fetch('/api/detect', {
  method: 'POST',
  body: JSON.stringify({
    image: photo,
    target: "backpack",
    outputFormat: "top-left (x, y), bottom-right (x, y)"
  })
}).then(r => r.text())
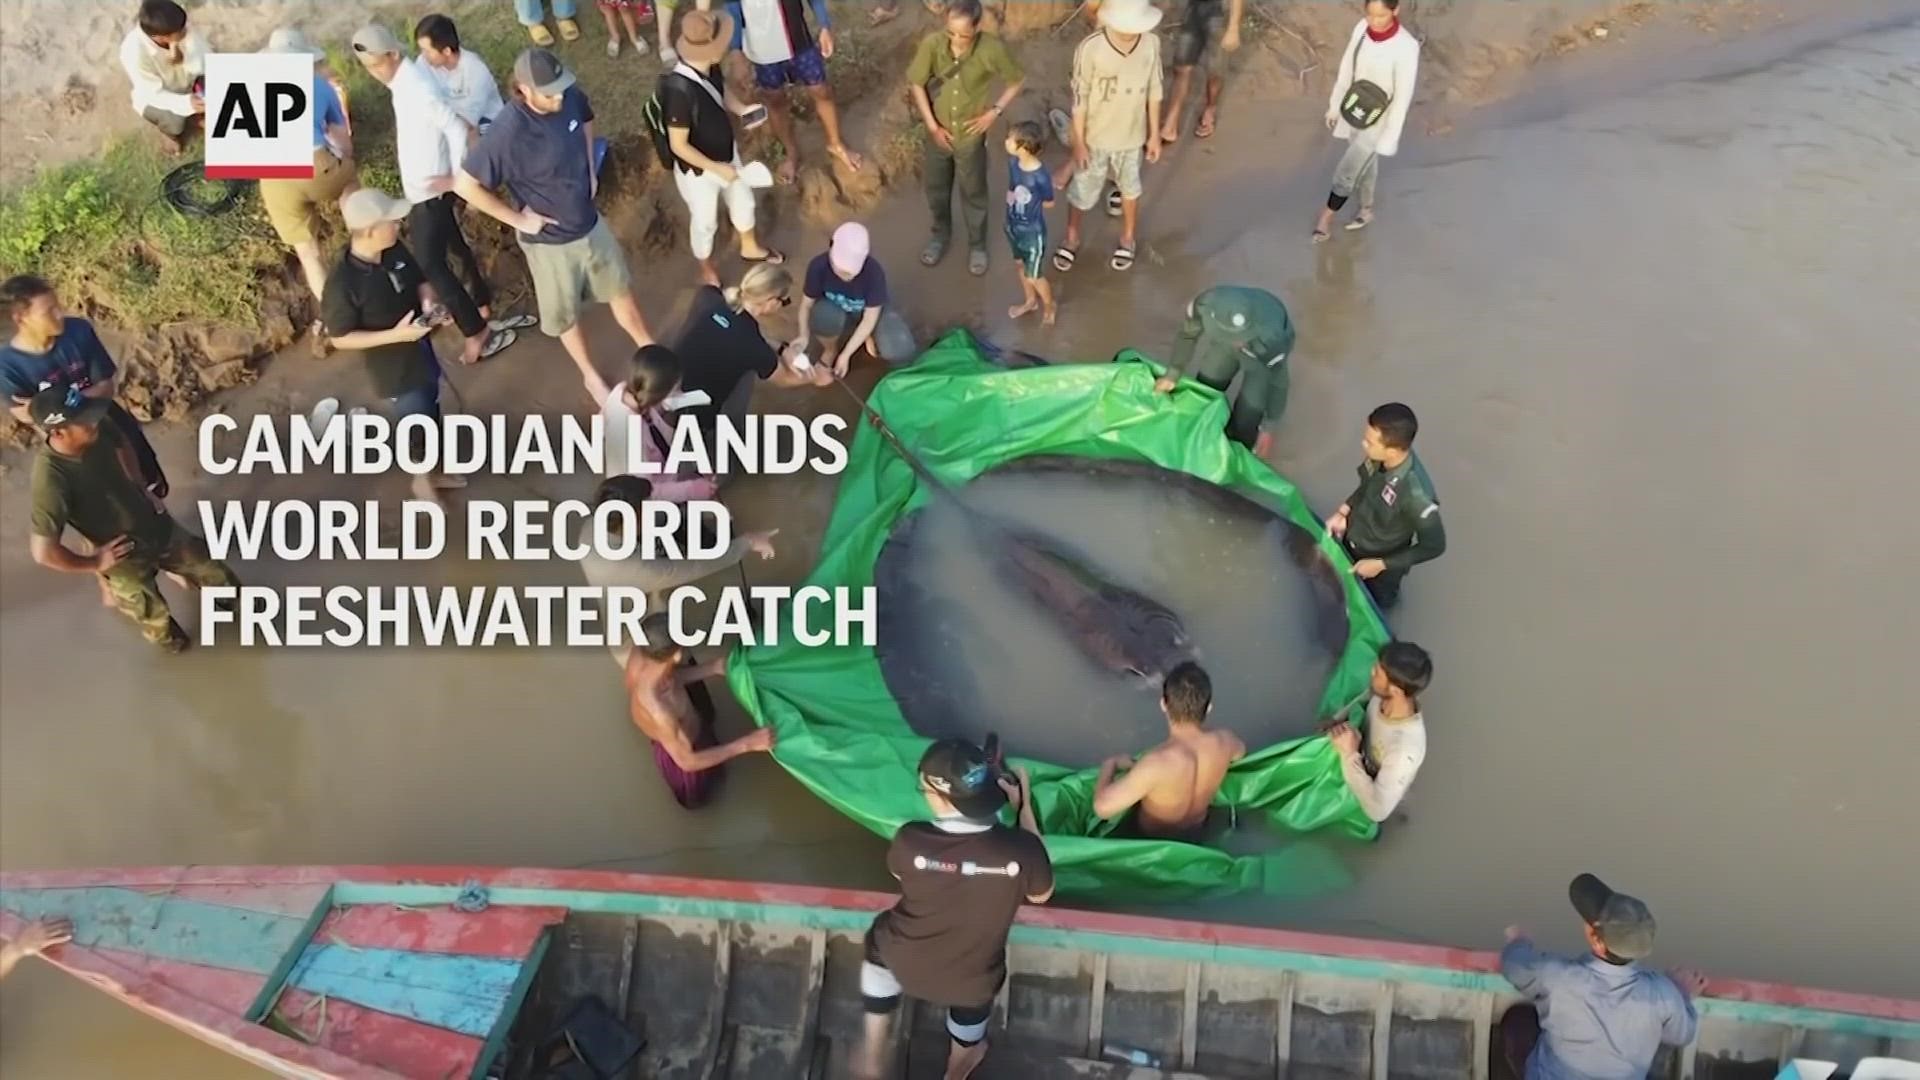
top-left (642, 72), bottom-right (684, 168)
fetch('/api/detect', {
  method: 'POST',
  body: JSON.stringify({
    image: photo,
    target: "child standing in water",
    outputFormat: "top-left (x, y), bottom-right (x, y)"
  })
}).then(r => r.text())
top-left (1003, 121), bottom-right (1057, 325)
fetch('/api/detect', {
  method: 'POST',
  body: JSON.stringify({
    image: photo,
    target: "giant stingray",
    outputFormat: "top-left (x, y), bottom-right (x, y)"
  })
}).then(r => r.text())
top-left (829, 373), bottom-right (1195, 686)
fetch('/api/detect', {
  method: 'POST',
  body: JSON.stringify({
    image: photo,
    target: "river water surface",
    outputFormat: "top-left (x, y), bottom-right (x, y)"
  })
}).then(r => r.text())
top-left (4, 15), bottom-right (1919, 1076)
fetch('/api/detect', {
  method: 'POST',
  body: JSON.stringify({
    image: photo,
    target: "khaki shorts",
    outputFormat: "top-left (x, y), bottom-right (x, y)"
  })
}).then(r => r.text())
top-left (521, 218), bottom-right (634, 336)
top-left (259, 148), bottom-right (357, 246)
top-left (1067, 146), bottom-right (1144, 209)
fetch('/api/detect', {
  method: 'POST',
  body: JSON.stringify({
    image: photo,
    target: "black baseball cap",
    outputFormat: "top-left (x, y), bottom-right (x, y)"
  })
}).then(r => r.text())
top-left (28, 385), bottom-right (110, 430)
top-left (1570, 873), bottom-right (1657, 960)
top-left (918, 738), bottom-right (1007, 820)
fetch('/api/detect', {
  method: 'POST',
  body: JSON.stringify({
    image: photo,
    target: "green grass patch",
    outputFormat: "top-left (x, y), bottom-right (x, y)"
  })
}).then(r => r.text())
top-left (0, 139), bottom-right (287, 328)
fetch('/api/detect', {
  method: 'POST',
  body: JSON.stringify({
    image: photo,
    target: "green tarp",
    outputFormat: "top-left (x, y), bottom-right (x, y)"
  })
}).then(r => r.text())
top-left (728, 330), bottom-right (1388, 900)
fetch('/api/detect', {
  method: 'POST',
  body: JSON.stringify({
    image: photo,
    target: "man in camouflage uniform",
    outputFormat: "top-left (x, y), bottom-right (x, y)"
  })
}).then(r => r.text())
top-left (25, 386), bottom-right (239, 651)
top-left (1326, 402), bottom-right (1445, 610)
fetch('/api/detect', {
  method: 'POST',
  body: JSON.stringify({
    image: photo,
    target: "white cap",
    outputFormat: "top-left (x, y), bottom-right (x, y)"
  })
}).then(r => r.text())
top-left (340, 188), bottom-right (411, 231)
top-left (267, 27), bottom-right (327, 58)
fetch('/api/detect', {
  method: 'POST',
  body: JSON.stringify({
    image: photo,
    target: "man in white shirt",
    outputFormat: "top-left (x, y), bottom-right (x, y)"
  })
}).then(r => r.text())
top-left (413, 15), bottom-right (506, 139)
top-left (118, 0), bottom-right (206, 154)
top-left (1327, 639), bottom-right (1431, 823)
top-left (351, 24), bottom-right (522, 367)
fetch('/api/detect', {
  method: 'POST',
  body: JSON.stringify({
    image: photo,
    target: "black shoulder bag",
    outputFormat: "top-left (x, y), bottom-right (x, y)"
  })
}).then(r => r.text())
top-left (1337, 29), bottom-right (1393, 130)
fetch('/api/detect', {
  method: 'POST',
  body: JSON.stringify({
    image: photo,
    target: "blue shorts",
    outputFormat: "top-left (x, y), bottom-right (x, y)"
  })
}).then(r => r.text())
top-left (1006, 224), bottom-right (1047, 279)
top-left (753, 45), bottom-right (827, 90)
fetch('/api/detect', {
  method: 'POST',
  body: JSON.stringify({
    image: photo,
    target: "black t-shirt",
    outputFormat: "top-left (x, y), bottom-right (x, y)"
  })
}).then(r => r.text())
top-left (662, 65), bottom-right (734, 175)
top-left (866, 821), bottom-right (1053, 1007)
top-left (320, 243), bottom-right (433, 398)
top-left (673, 286), bottom-right (779, 429)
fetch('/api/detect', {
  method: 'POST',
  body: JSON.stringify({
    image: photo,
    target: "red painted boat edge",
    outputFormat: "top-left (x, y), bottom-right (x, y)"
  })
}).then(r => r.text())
top-left (0, 918), bottom-right (405, 1079)
top-left (5, 865), bottom-right (1914, 1025)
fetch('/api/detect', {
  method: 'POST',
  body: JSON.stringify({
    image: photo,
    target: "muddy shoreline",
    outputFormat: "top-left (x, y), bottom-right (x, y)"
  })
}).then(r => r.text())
top-left (0, 0), bottom-right (1890, 455)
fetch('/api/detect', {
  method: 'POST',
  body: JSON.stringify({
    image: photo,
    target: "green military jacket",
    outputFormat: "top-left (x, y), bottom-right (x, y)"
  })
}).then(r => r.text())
top-left (1343, 452), bottom-right (1446, 572)
top-left (1167, 286), bottom-right (1296, 436)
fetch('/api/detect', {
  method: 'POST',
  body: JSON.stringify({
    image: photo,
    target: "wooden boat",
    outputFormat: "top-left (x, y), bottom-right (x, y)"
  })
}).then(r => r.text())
top-left (2, 866), bottom-right (1914, 1079)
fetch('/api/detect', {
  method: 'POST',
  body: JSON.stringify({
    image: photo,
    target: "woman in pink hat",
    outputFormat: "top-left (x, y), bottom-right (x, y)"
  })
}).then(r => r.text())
top-left (793, 222), bottom-right (918, 376)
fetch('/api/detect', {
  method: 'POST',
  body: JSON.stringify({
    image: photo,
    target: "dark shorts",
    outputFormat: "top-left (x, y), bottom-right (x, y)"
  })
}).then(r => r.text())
top-left (1108, 804), bottom-right (1236, 843)
top-left (753, 45), bottom-right (828, 90)
top-left (1005, 224), bottom-right (1047, 279)
top-left (1171, 0), bottom-right (1231, 71)
top-left (859, 930), bottom-right (995, 1045)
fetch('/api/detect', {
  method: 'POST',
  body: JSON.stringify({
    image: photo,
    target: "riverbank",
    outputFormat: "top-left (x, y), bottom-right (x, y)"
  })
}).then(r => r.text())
top-left (0, 0), bottom-right (1869, 450)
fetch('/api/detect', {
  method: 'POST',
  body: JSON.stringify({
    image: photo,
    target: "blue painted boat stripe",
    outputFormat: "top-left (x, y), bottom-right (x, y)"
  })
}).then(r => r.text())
top-left (288, 944), bottom-right (523, 1038)
top-left (0, 886), bottom-right (307, 974)
top-left (329, 884), bottom-right (1920, 1043)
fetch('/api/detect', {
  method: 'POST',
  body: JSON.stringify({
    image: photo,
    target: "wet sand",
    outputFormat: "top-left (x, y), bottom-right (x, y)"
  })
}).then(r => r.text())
top-left (5, 10), bottom-right (1920, 1075)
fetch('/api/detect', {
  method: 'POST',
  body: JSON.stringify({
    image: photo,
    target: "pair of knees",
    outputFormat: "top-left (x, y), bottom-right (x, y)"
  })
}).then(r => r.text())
top-left (860, 994), bottom-right (989, 1047)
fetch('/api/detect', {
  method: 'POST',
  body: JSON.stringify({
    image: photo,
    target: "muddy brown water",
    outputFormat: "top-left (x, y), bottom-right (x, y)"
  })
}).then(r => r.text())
top-left (876, 458), bottom-right (1345, 767)
top-left (5, 14), bottom-right (1920, 1076)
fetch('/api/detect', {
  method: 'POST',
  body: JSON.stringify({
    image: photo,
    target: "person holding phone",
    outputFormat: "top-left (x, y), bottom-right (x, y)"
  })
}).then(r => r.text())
top-left (320, 190), bottom-right (464, 504)
top-left (729, 0), bottom-right (864, 182)
top-left (661, 10), bottom-right (783, 288)
top-left (25, 385), bottom-right (240, 653)
top-left (118, 1), bottom-right (207, 155)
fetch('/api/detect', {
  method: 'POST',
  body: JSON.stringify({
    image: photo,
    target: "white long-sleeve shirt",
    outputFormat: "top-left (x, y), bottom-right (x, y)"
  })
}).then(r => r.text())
top-left (119, 26), bottom-right (206, 117)
top-left (417, 50), bottom-right (504, 129)
top-left (1339, 696), bottom-right (1426, 822)
top-left (1326, 20), bottom-right (1420, 157)
top-left (387, 59), bottom-right (475, 205)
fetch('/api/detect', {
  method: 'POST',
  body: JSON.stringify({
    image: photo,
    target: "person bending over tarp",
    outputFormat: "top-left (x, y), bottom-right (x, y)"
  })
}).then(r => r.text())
top-left (1093, 661), bottom-right (1246, 840)
top-left (624, 612), bottom-right (775, 809)
top-left (1154, 285), bottom-right (1295, 455)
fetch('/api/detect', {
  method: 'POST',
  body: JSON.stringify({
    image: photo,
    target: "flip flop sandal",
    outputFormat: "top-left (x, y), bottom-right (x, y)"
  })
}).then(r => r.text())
top-left (1106, 189), bottom-right (1124, 218)
top-left (527, 23), bottom-right (555, 46)
top-left (1110, 245), bottom-right (1135, 272)
top-left (1195, 116), bottom-right (1216, 139)
top-left (607, 38), bottom-right (621, 58)
top-left (921, 237), bottom-right (948, 266)
top-left (744, 248), bottom-right (786, 265)
top-left (1311, 228), bottom-right (1332, 244)
top-left (489, 313), bottom-right (539, 331)
top-left (1052, 246), bottom-right (1078, 273)
top-left (1345, 213), bottom-right (1374, 231)
top-left (478, 328), bottom-right (516, 360)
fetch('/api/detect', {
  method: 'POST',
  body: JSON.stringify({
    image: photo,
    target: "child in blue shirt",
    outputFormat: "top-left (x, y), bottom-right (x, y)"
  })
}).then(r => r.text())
top-left (1003, 121), bottom-right (1057, 326)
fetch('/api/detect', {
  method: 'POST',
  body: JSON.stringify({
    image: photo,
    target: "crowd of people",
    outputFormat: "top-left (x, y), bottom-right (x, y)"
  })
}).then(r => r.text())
top-left (1, 2), bottom-right (1722, 1077)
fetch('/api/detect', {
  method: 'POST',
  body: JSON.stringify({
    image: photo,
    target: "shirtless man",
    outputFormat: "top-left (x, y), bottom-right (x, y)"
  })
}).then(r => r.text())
top-left (624, 613), bottom-right (774, 809)
top-left (1093, 661), bottom-right (1245, 839)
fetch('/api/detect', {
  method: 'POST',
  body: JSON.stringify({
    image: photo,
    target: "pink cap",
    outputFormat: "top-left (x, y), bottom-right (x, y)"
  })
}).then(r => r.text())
top-left (829, 222), bottom-right (870, 276)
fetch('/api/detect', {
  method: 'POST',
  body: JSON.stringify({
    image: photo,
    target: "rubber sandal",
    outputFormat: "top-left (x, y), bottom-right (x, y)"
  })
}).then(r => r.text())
top-left (1106, 189), bottom-right (1124, 218)
top-left (1311, 228), bottom-right (1331, 244)
top-left (1110, 244), bottom-right (1135, 272)
top-left (528, 23), bottom-right (555, 46)
top-left (968, 248), bottom-right (989, 276)
top-left (477, 328), bottom-right (516, 360)
top-left (1345, 212), bottom-right (1374, 231)
top-left (1053, 246), bottom-right (1078, 273)
top-left (557, 18), bottom-right (582, 42)
top-left (744, 247), bottom-right (786, 266)
top-left (921, 237), bottom-right (948, 266)
top-left (607, 38), bottom-right (621, 58)
top-left (489, 313), bottom-right (538, 331)
top-left (1195, 115), bottom-right (1216, 139)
